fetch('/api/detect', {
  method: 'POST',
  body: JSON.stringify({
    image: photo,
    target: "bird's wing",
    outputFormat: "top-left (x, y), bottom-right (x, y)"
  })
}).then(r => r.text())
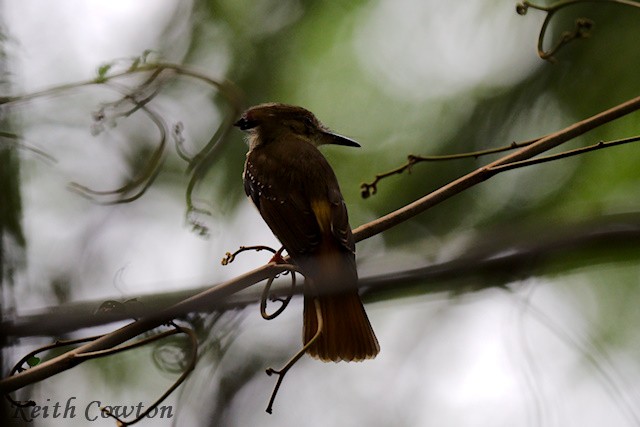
top-left (244, 158), bottom-right (322, 256)
top-left (243, 151), bottom-right (355, 258)
top-left (327, 186), bottom-right (356, 255)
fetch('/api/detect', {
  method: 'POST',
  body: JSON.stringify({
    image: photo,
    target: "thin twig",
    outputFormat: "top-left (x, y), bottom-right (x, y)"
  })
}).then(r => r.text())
top-left (518, 0), bottom-right (640, 61)
top-left (0, 62), bottom-right (243, 111)
top-left (360, 138), bottom-right (540, 197)
top-left (100, 324), bottom-right (198, 426)
top-left (1, 61), bottom-right (244, 232)
top-left (5, 335), bottom-right (106, 407)
top-left (352, 92), bottom-right (640, 242)
top-left (221, 245), bottom-right (277, 265)
top-left (487, 135), bottom-right (640, 173)
top-left (173, 121), bottom-right (193, 162)
top-left (185, 112), bottom-right (239, 234)
top-left (223, 247), bottom-right (300, 320)
top-left (4, 212), bottom-right (640, 339)
top-left (76, 327), bottom-right (180, 360)
top-left (67, 103), bottom-right (167, 204)
top-left (3, 211), bottom-right (640, 396)
top-left (260, 265), bottom-right (298, 320)
top-left (0, 263), bottom-right (292, 394)
top-left (0, 131), bottom-right (57, 163)
top-left (362, 131), bottom-right (640, 197)
top-left (265, 299), bottom-right (323, 414)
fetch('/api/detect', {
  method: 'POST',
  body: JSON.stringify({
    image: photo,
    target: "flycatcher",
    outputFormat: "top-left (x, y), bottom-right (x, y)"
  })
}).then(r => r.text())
top-left (234, 103), bottom-right (379, 362)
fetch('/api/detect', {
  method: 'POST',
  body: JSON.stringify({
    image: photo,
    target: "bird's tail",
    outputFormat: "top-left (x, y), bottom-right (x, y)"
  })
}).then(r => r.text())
top-left (303, 291), bottom-right (379, 362)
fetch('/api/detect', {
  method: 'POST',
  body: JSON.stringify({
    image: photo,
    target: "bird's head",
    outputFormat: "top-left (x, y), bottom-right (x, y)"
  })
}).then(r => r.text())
top-left (234, 103), bottom-right (361, 149)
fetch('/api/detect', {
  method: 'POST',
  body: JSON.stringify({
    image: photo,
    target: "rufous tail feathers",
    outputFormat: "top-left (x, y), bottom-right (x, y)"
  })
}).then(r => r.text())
top-left (303, 291), bottom-right (379, 362)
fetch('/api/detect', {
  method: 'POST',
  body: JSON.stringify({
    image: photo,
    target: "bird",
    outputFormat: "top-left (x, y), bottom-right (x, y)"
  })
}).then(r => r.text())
top-left (234, 103), bottom-right (379, 362)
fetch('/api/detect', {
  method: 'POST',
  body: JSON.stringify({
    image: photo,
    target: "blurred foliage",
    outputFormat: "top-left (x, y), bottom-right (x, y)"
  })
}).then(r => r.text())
top-left (181, 0), bottom-right (640, 243)
top-left (3, 0), bottom-right (640, 425)
top-left (186, 2), bottom-right (640, 422)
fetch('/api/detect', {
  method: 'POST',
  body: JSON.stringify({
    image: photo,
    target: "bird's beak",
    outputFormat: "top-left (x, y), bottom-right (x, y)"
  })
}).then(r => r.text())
top-left (325, 132), bottom-right (361, 148)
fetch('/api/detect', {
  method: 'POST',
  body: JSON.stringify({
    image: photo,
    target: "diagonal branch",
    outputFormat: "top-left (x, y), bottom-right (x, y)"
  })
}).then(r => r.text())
top-left (4, 212), bottom-right (640, 339)
top-left (352, 93), bottom-right (640, 242)
top-left (4, 92), bottom-right (640, 396)
top-left (2, 211), bottom-right (640, 395)
top-left (0, 263), bottom-right (291, 394)
top-left (360, 138), bottom-right (540, 197)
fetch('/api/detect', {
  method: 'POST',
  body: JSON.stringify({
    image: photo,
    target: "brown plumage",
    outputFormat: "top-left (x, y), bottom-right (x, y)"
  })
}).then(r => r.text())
top-left (235, 103), bottom-right (379, 362)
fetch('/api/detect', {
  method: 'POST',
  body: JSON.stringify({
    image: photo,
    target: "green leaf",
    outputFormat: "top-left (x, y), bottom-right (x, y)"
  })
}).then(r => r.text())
top-left (27, 356), bottom-right (41, 367)
top-left (96, 63), bottom-right (112, 83)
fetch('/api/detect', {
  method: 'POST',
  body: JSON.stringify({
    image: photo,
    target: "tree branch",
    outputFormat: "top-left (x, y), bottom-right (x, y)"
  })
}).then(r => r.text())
top-left (352, 93), bottom-right (640, 242)
top-left (4, 79), bottom-right (640, 398)
top-left (4, 213), bottom-right (640, 337)
top-left (3, 209), bottom-right (640, 395)
top-left (0, 263), bottom-right (290, 394)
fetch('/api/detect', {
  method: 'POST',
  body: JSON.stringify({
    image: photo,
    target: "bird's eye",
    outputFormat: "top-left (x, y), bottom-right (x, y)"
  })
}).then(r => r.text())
top-left (234, 117), bottom-right (258, 130)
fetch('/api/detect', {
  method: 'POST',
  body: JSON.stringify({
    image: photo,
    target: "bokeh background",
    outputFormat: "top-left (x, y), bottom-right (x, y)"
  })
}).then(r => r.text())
top-left (2, 0), bottom-right (640, 426)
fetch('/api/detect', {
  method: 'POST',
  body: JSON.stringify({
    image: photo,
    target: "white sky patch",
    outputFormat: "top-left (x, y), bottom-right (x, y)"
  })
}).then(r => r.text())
top-left (3, 0), bottom-right (185, 91)
top-left (354, 0), bottom-right (543, 100)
